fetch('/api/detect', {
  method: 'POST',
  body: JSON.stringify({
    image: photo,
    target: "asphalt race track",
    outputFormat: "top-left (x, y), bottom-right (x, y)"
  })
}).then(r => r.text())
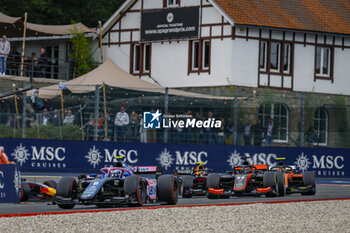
top-left (1, 176), bottom-right (350, 215)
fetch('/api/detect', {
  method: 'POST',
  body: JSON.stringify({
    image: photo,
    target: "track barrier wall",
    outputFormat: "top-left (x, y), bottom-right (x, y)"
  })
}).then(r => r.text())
top-left (1, 138), bottom-right (349, 177)
top-left (0, 164), bottom-right (21, 203)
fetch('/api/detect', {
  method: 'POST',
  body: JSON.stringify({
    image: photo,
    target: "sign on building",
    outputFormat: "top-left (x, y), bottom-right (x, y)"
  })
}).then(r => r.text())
top-left (141, 7), bottom-right (200, 41)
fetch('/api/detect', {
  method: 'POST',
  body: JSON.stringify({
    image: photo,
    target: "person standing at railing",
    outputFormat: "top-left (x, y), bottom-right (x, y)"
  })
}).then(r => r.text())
top-left (8, 47), bottom-right (20, 76)
top-left (39, 48), bottom-right (48, 78)
top-left (0, 35), bottom-right (11, 76)
top-left (114, 106), bottom-right (129, 142)
top-left (63, 110), bottom-right (75, 125)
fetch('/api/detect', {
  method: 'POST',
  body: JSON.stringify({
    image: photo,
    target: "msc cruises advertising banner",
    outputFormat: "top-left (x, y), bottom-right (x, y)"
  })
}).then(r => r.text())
top-left (141, 7), bottom-right (200, 41)
top-left (1, 138), bottom-right (349, 178)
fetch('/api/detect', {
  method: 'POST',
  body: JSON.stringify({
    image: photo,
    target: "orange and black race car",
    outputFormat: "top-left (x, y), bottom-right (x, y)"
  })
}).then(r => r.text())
top-left (207, 161), bottom-right (285, 199)
top-left (20, 179), bottom-right (57, 202)
top-left (175, 162), bottom-right (213, 198)
top-left (269, 158), bottom-right (316, 195)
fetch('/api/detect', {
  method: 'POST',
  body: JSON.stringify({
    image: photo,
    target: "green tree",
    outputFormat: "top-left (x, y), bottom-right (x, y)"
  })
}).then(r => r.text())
top-left (70, 23), bottom-right (96, 78)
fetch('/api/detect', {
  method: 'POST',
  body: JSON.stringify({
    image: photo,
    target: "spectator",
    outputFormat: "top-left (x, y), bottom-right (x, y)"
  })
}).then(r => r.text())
top-left (306, 126), bottom-right (317, 147)
top-left (29, 116), bottom-right (37, 128)
top-left (183, 110), bottom-right (192, 143)
top-left (30, 89), bottom-right (45, 112)
top-left (39, 48), bottom-right (49, 78)
top-left (244, 119), bottom-right (253, 146)
top-left (5, 115), bottom-right (15, 128)
top-left (51, 109), bottom-right (60, 126)
top-left (224, 117), bottom-right (234, 144)
top-left (128, 111), bottom-right (138, 142)
top-left (63, 110), bottom-right (75, 125)
top-left (8, 47), bottom-right (20, 75)
top-left (193, 112), bottom-right (202, 144)
top-left (0, 35), bottom-right (11, 75)
top-left (114, 106), bottom-right (129, 141)
top-left (265, 119), bottom-right (274, 147)
top-left (253, 119), bottom-right (264, 146)
top-left (139, 114), bottom-right (147, 143)
top-left (236, 118), bottom-right (244, 145)
top-left (216, 118), bottom-right (225, 144)
top-left (41, 108), bottom-right (51, 126)
top-left (205, 112), bottom-right (215, 144)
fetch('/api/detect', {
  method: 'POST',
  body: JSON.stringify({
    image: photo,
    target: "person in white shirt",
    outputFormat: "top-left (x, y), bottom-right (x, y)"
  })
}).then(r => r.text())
top-left (0, 35), bottom-right (11, 75)
top-left (114, 106), bottom-right (129, 141)
top-left (265, 119), bottom-right (274, 147)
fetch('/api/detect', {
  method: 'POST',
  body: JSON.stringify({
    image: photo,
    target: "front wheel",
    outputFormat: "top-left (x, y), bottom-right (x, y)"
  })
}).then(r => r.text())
top-left (157, 175), bottom-right (179, 205)
top-left (56, 177), bottom-right (77, 209)
top-left (124, 175), bottom-right (146, 207)
top-left (301, 172), bottom-right (316, 195)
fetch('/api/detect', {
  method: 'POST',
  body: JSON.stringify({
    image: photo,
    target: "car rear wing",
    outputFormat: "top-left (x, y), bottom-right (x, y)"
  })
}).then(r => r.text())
top-left (175, 169), bottom-right (193, 175)
top-left (253, 165), bottom-right (269, 170)
top-left (134, 166), bottom-right (163, 175)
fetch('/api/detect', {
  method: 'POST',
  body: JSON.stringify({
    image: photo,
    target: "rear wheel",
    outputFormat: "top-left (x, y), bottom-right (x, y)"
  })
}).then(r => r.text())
top-left (182, 176), bottom-right (194, 198)
top-left (276, 172), bottom-right (285, 197)
top-left (206, 173), bottom-right (221, 199)
top-left (124, 175), bottom-right (146, 207)
top-left (263, 171), bottom-right (276, 197)
top-left (56, 177), bottom-right (77, 209)
top-left (301, 172), bottom-right (316, 195)
top-left (157, 175), bottom-right (179, 205)
top-left (43, 180), bottom-right (57, 189)
top-left (20, 182), bottom-right (31, 202)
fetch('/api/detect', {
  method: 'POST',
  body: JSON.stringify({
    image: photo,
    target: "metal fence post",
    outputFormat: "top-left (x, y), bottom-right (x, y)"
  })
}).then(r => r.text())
top-left (21, 92), bottom-right (27, 138)
top-left (233, 90), bottom-right (238, 145)
top-left (79, 104), bottom-right (84, 140)
top-left (300, 92), bottom-right (305, 147)
top-left (66, 58), bottom-right (71, 81)
top-left (94, 85), bottom-right (100, 141)
top-left (163, 87), bottom-right (169, 143)
top-left (58, 109), bottom-right (63, 139)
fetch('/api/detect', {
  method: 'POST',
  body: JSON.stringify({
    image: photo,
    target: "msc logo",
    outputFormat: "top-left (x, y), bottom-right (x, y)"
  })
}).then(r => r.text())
top-left (143, 110), bottom-right (162, 129)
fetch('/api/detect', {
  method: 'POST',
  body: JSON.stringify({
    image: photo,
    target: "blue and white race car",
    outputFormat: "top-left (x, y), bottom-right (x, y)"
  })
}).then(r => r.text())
top-left (54, 158), bottom-right (179, 209)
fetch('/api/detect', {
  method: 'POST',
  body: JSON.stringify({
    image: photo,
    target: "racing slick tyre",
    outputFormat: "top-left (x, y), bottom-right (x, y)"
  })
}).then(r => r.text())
top-left (263, 171), bottom-right (276, 197)
top-left (56, 177), bottom-right (77, 209)
top-left (124, 175), bottom-right (146, 207)
top-left (276, 172), bottom-right (286, 197)
top-left (301, 172), bottom-right (316, 195)
top-left (182, 176), bottom-right (194, 198)
top-left (20, 182), bottom-right (31, 202)
top-left (206, 173), bottom-right (221, 199)
top-left (43, 180), bottom-right (57, 189)
top-left (157, 175), bottom-right (179, 205)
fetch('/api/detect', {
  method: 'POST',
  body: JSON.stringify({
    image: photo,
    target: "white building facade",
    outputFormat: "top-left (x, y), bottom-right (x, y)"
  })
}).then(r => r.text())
top-left (95, 0), bottom-right (350, 147)
top-left (97, 0), bottom-right (350, 95)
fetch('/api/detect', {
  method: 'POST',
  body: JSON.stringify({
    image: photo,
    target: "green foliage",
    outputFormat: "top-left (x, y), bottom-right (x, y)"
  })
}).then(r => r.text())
top-left (70, 23), bottom-right (96, 77)
top-left (0, 125), bottom-right (17, 138)
top-left (0, 0), bottom-right (126, 27)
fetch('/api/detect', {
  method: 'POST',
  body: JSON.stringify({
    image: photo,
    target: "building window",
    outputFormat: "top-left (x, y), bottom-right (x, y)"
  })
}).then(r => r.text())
top-left (259, 41), bottom-right (292, 74)
top-left (258, 103), bottom-right (288, 142)
top-left (189, 40), bottom-right (210, 73)
top-left (166, 0), bottom-right (179, 7)
top-left (270, 42), bottom-right (280, 72)
top-left (131, 44), bottom-right (151, 75)
top-left (315, 47), bottom-right (331, 77)
top-left (259, 41), bottom-right (267, 71)
top-left (314, 107), bottom-right (328, 145)
top-left (283, 43), bottom-right (291, 74)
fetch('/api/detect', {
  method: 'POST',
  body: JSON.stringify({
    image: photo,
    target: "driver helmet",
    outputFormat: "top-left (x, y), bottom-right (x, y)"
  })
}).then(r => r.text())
top-left (242, 161), bottom-right (249, 166)
top-left (110, 169), bottom-right (122, 177)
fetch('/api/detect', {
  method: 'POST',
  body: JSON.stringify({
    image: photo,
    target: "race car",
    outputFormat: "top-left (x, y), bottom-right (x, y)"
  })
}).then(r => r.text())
top-left (176, 162), bottom-right (213, 198)
top-left (54, 157), bottom-right (179, 209)
top-left (207, 160), bottom-right (285, 199)
top-left (20, 179), bottom-right (57, 201)
top-left (269, 158), bottom-right (316, 195)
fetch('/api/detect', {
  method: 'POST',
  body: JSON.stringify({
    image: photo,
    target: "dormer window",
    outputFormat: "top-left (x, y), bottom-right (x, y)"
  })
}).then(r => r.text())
top-left (166, 0), bottom-right (180, 7)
